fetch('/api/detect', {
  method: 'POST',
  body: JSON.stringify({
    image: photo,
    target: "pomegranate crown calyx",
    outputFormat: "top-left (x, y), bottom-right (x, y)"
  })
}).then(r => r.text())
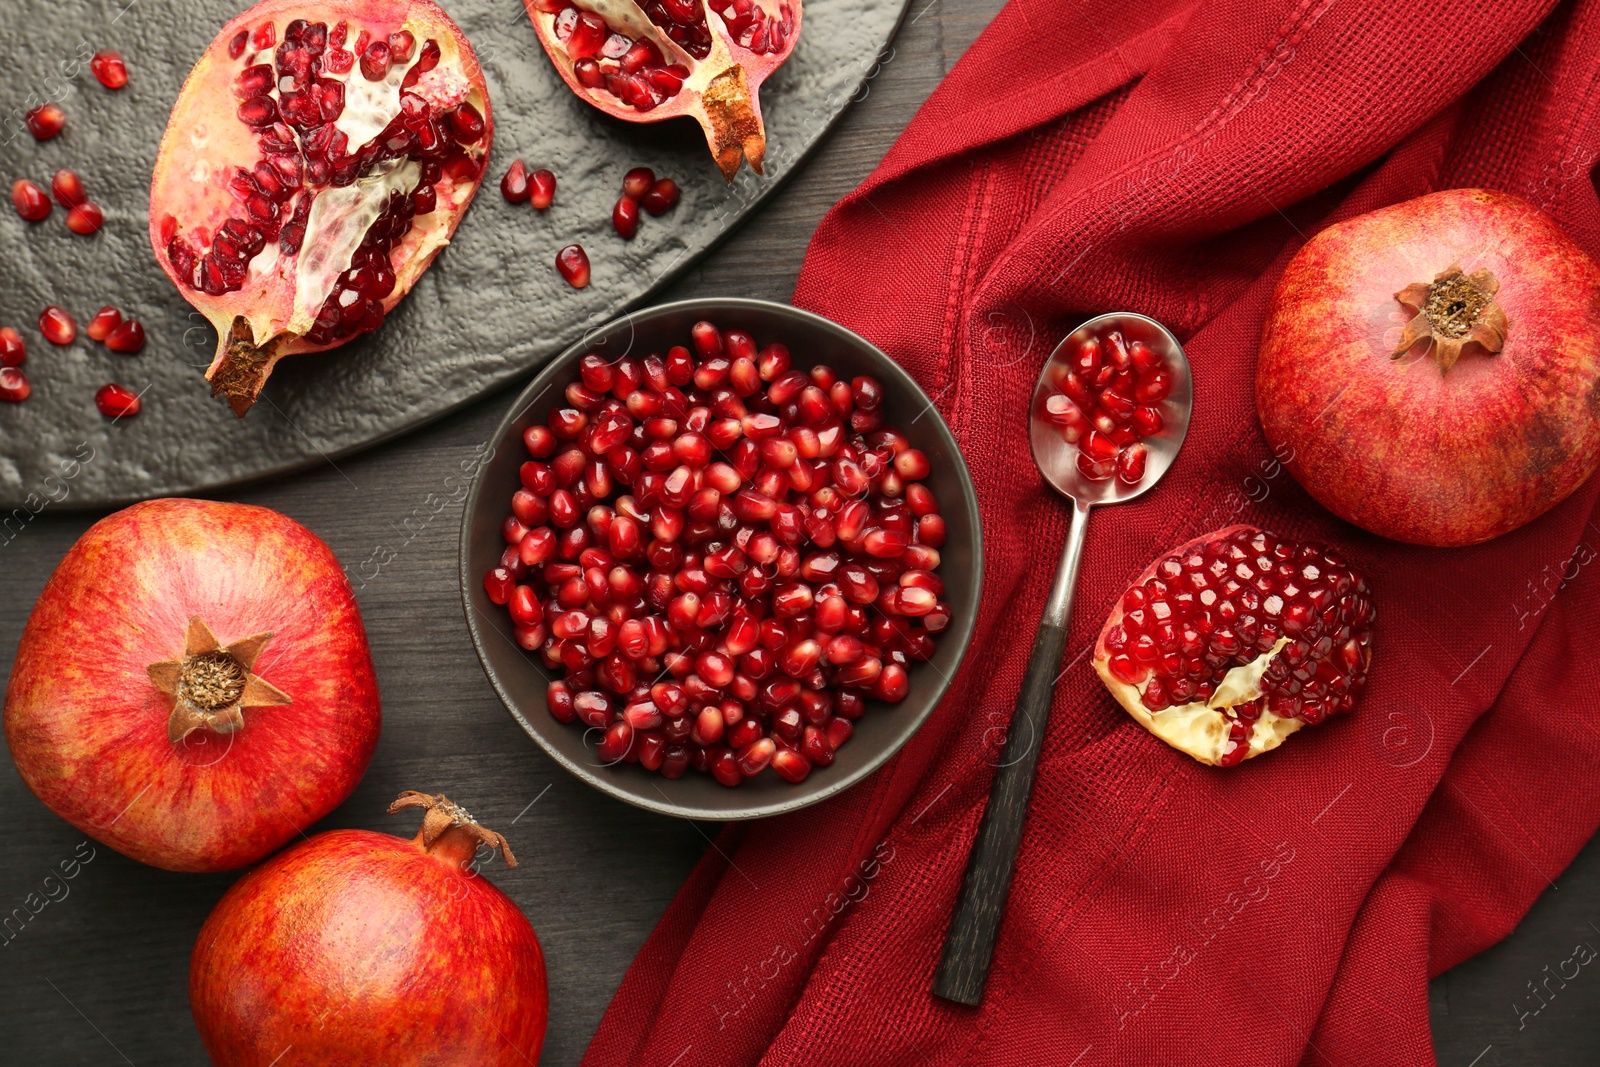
top-left (389, 791), bottom-right (518, 868)
top-left (1391, 264), bottom-right (1508, 373)
top-left (148, 616), bottom-right (292, 743)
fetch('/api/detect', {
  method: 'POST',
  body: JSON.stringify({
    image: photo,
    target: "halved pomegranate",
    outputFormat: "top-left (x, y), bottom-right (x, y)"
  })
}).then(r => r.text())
top-left (525, 0), bottom-right (799, 180)
top-left (149, 0), bottom-right (492, 416)
top-left (1093, 525), bottom-right (1375, 767)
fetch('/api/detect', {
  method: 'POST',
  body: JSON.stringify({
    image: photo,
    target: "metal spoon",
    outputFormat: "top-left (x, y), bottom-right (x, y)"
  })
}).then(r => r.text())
top-left (932, 312), bottom-right (1193, 1006)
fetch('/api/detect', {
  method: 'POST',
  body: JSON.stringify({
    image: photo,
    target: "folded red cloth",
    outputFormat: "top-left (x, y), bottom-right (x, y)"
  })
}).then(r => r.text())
top-left (582, 0), bottom-right (1600, 1062)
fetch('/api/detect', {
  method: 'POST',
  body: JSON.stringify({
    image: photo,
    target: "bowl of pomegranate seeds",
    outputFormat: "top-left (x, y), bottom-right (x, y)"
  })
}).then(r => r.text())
top-left (462, 299), bottom-right (982, 819)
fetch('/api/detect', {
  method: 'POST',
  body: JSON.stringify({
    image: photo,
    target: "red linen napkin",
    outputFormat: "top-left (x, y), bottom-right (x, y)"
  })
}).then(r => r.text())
top-left (581, 0), bottom-right (1600, 1063)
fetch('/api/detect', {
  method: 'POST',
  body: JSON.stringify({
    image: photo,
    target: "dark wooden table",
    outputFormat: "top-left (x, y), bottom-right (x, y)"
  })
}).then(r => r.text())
top-left (2, 2), bottom-right (1596, 1063)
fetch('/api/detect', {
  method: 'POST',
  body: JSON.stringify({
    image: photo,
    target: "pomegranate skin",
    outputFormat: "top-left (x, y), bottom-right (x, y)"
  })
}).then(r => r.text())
top-left (1257, 188), bottom-right (1600, 546)
top-left (3, 499), bottom-right (379, 872)
top-left (190, 818), bottom-right (547, 1064)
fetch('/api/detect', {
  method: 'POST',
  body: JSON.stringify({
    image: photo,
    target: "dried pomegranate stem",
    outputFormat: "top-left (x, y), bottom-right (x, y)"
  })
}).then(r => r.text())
top-left (389, 791), bottom-right (518, 868)
top-left (148, 615), bottom-right (292, 743)
top-left (1391, 264), bottom-right (1507, 373)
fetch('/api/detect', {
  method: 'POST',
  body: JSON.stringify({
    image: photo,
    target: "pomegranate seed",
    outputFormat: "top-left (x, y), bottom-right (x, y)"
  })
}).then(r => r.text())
top-left (613, 194), bottom-right (639, 238)
top-left (0, 367), bottom-right (30, 402)
top-left (86, 306), bottom-right (122, 341)
top-left (501, 160), bottom-right (530, 203)
top-left (556, 244), bottom-right (590, 288)
top-left (90, 51), bottom-right (128, 89)
top-left (11, 180), bottom-right (50, 221)
top-left (228, 29), bottom-right (249, 58)
top-left (529, 169), bottom-right (556, 210)
top-left (38, 306), bottom-right (75, 345)
top-left (95, 383), bottom-right (141, 418)
top-left (0, 328), bottom-right (24, 367)
top-left (640, 178), bottom-right (679, 215)
top-left (105, 320), bottom-right (146, 354)
top-left (55, 171), bottom-right (89, 210)
top-left (1116, 443), bottom-right (1148, 484)
top-left (25, 104), bottom-right (64, 140)
top-left (66, 203), bottom-right (104, 235)
top-left (360, 40), bottom-right (392, 80)
top-left (388, 30), bottom-right (416, 63)
top-left (622, 166), bottom-right (655, 199)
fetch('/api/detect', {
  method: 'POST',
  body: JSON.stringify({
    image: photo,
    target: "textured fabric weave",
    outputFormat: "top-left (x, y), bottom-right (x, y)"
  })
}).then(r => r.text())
top-left (582, 0), bottom-right (1600, 1062)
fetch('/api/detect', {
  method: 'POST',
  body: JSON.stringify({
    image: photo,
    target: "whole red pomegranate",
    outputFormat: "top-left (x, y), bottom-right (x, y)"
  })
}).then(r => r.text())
top-left (1094, 525), bottom-right (1375, 767)
top-left (528, 0), bottom-right (798, 180)
top-left (191, 791), bottom-right (548, 1066)
top-left (150, 0), bottom-right (492, 416)
top-left (4, 499), bottom-right (379, 872)
top-left (1257, 188), bottom-right (1600, 546)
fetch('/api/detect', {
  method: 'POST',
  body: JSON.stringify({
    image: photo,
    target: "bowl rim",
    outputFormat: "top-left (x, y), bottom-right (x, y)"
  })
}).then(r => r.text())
top-left (459, 297), bottom-right (983, 819)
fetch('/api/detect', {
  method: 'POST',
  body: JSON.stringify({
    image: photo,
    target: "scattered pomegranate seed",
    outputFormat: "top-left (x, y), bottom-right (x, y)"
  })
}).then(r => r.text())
top-left (39, 306), bottom-right (76, 345)
top-left (86, 306), bottom-right (122, 341)
top-left (555, 244), bottom-right (590, 288)
top-left (51, 169), bottom-right (87, 208)
top-left (65, 202), bottom-right (104, 235)
top-left (106, 320), bottom-right (146, 353)
top-left (640, 178), bottom-right (679, 216)
top-left (0, 328), bottom-right (24, 366)
top-left (25, 104), bottom-right (65, 140)
top-left (622, 166), bottom-right (655, 199)
top-left (501, 160), bottom-right (530, 203)
top-left (11, 180), bottom-right (51, 221)
top-left (95, 383), bottom-right (141, 418)
top-left (529, 169), bottom-right (556, 210)
top-left (613, 195), bottom-right (639, 239)
top-left (496, 319), bottom-right (950, 785)
top-left (0, 367), bottom-right (30, 403)
top-left (90, 50), bottom-right (129, 89)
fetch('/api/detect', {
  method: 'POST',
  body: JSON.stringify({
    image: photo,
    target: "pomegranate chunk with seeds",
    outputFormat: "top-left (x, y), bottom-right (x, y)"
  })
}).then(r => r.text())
top-left (1094, 525), bottom-right (1375, 767)
top-left (1042, 326), bottom-right (1174, 485)
top-left (489, 320), bottom-right (951, 785)
top-left (149, 0), bottom-right (493, 417)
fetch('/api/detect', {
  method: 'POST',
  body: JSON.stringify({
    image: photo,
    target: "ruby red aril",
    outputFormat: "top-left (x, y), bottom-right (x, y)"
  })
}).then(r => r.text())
top-left (0, 328), bottom-right (24, 366)
top-left (95, 382), bottom-right (142, 417)
top-left (39, 306), bottom-right (76, 345)
top-left (529, 168), bottom-right (556, 209)
top-left (1093, 525), bottom-right (1374, 767)
top-left (501, 160), bottom-right (530, 202)
top-left (1043, 327), bottom-right (1171, 484)
top-left (613, 194), bottom-right (639, 238)
top-left (622, 166), bottom-right (654, 199)
top-left (87, 306), bottom-right (123, 341)
top-left (12, 180), bottom-right (51, 221)
top-left (66, 202), bottom-right (104, 235)
top-left (25, 104), bottom-right (65, 140)
top-left (556, 244), bottom-right (590, 288)
top-left (106, 320), bottom-right (146, 353)
top-left (51, 169), bottom-right (88, 208)
top-left (0, 367), bottom-right (29, 402)
top-left (490, 319), bottom-right (950, 785)
top-left (640, 177), bottom-right (679, 216)
top-left (91, 50), bottom-right (129, 89)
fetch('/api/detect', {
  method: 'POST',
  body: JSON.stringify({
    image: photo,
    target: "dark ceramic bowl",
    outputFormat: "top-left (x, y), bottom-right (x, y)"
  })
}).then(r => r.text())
top-left (461, 298), bottom-right (982, 819)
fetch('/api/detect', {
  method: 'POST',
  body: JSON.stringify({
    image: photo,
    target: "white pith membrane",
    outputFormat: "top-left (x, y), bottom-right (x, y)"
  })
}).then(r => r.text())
top-left (1096, 639), bottom-right (1303, 766)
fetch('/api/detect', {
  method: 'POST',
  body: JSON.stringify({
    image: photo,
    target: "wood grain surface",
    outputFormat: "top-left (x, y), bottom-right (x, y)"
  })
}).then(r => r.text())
top-left (0, 0), bottom-right (1595, 1063)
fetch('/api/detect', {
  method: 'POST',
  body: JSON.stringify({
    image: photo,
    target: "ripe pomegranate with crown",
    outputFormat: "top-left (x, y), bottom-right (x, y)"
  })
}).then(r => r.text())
top-left (1257, 189), bottom-right (1600, 546)
top-left (150, 0), bottom-right (492, 415)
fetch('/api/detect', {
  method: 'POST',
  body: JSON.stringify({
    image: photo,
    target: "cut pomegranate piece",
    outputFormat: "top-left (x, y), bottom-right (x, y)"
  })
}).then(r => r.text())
top-left (87, 306), bottom-right (123, 341)
top-left (528, 169), bottom-right (556, 210)
top-left (11, 180), bottom-right (51, 221)
top-left (501, 160), bottom-right (529, 203)
top-left (493, 318), bottom-right (949, 784)
top-left (39, 306), bottom-right (76, 345)
top-left (149, 0), bottom-right (493, 416)
top-left (25, 104), bottom-right (65, 140)
top-left (0, 367), bottom-right (29, 402)
top-left (555, 244), bottom-right (590, 288)
top-left (66, 202), bottom-right (104, 235)
top-left (106, 320), bottom-right (147, 353)
top-left (91, 50), bottom-right (129, 89)
top-left (640, 178), bottom-right (679, 215)
top-left (1093, 525), bottom-right (1375, 767)
top-left (528, 0), bottom-right (799, 180)
top-left (51, 170), bottom-right (87, 208)
top-left (95, 383), bottom-right (142, 417)
top-left (612, 194), bottom-right (639, 238)
top-left (0, 328), bottom-right (24, 366)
